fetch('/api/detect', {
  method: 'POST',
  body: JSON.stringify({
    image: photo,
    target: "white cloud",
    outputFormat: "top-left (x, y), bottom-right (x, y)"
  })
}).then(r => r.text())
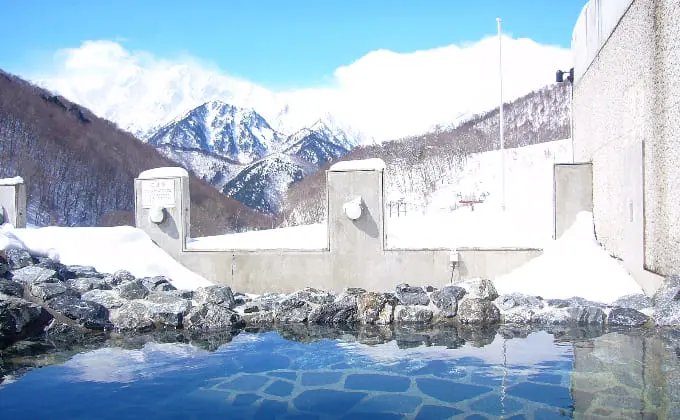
top-left (33, 37), bottom-right (571, 142)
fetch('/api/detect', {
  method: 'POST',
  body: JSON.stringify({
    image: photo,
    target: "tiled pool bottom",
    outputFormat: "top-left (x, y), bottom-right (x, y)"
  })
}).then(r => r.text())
top-left (2, 327), bottom-right (679, 419)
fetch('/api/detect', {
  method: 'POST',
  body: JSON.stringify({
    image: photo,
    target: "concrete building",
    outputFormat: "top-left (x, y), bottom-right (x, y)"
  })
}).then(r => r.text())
top-left (571, 0), bottom-right (679, 293)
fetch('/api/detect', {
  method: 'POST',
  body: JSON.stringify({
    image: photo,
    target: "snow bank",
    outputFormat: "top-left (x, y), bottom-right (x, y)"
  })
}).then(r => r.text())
top-left (138, 167), bottom-right (188, 179)
top-left (494, 211), bottom-right (643, 303)
top-left (330, 158), bottom-right (386, 172)
top-left (0, 224), bottom-right (211, 290)
top-left (0, 176), bottom-right (24, 185)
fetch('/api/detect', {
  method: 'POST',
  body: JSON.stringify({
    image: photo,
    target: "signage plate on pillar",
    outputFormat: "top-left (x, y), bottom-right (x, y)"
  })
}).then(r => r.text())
top-left (141, 179), bottom-right (176, 209)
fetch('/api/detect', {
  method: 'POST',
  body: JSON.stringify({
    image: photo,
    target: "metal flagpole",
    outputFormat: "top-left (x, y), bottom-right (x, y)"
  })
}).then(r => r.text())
top-left (497, 17), bottom-right (505, 211)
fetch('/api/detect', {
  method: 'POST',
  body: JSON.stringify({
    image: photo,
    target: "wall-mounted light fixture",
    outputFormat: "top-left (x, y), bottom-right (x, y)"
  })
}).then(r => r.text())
top-left (149, 206), bottom-right (166, 224)
top-left (343, 196), bottom-right (363, 221)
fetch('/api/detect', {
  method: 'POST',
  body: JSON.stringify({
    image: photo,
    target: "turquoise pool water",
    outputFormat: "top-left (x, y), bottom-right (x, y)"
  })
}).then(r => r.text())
top-left (1, 326), bottom-right (679, 419)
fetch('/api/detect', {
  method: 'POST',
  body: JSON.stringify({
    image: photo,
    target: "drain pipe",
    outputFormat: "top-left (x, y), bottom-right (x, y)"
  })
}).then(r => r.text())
top-left (449, 251), bottom-right (459, 283)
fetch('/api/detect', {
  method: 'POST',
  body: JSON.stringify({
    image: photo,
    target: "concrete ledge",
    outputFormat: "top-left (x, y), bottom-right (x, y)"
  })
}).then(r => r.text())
top-left (455, 248), bottom-right (544, 283)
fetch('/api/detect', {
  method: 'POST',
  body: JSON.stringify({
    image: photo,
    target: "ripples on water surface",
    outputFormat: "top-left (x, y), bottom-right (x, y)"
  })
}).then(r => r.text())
top-left (1, 325), bottom-right (680, 419)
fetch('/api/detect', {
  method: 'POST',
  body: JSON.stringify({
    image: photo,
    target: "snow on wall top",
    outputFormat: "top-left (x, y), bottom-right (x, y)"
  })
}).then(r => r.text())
top-left (572, 0), bottom-right (634, 79)
top-left (0, 176), bottom-right (24, 186)
top-left (138, 167), bottom-right (189, 179)
top-left (329, 158), bottom-right (386, 172)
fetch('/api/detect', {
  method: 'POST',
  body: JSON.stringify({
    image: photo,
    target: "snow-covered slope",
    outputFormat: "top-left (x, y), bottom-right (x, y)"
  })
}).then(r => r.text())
top-left (221, 154), bottom-right (312, 214)
top-left (146, 101), bottom-right (283, 164)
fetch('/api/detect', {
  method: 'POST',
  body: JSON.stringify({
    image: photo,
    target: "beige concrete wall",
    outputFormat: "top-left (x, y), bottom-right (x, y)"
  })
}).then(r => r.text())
top-left (0, 183), bottom-right (26, 228)
top-left (134, 163), bottom-right (546, 293)
top-left (455, 248), bottom-right (543, 285)
top-left (572, 0), bottom-right (679, 290)
top-left (553, 163), bottom-right (593, 239)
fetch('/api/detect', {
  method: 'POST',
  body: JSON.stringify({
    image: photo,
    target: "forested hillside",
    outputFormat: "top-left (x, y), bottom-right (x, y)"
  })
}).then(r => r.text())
top-left (0, 70), bottom-right (272, 236)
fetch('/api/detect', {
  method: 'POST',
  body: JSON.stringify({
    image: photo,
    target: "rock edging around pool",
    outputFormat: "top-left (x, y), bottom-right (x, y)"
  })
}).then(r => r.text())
top-left (2, 246), bottom-right (680, 351)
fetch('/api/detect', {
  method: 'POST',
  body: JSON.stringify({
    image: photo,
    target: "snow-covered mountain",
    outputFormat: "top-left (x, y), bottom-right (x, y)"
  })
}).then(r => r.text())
top-left (145, 103), bottom-right (356, 213)
top-left (221, 154), bottom-right (313, 214)
top-left (282, 120), bottom-right (352, 169)
top-left (154, 145), bottom-right (245, 191)
top-left (146, 101), bottom-right (283, 164)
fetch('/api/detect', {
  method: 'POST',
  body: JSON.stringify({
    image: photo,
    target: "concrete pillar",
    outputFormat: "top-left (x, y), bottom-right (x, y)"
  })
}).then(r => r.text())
top-left (326, 160), bottom-right (385, 254)
top-left (0, 177), bottom-right (27, 228)
top-left (134, 168), bottom-right (190, 258)
top-left (553, 163), bottom-right (593, 239)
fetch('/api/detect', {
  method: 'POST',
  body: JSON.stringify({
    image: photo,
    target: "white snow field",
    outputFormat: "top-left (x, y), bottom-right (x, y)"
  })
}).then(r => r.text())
top-left (0, 139), bottom-right (645, 301)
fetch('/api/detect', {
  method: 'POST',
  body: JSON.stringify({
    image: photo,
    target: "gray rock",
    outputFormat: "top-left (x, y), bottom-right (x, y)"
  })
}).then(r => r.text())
top-left (652, 303), bottom-right (680, 326)
top-left (144, 292), bottom-right (193, 328)
top-left (651, 276), bottom-right (680, 326)
top-left (457, 298), bottom-right (501, 325)
top-left (110, 301), bottom-right (155, 331)
top-left (612, 294), bottom-right (653, 311)
top-left (66, 265), bottom-right (105, 280)
top-left (395, 283), bottom-right (430, 306)
top-left (578, 306), bottom-right (606, 325)
top-left (11, 266), bottom-right (59, 284)
top-left (431, 285), bottom-right (466, 317)
top-left (233, 292), bottom-right (250, 306)
top-left (66, 277), bottom-right (111, 294)
top-left (537, 305), bottom-right (605, 326)
top-left (395, 305), bottom-right (433, 323)
top-left (165, 289), bottom-right (194, 300)
top-left (494, 293), bottom-right (545, 311)
top-left (458, 278), bottom-right (499, 301)
top-left (146, 292), bottom-right (192, 313)
top-left (112, 269), bottom-right (136, 286)
top-left (193, 285), bottom-right (235, 308)
top-left (290, 287), bottom-right (336, 305)
top-left (185, 303), bottom-right (244, 331)
top-left (247, 293), bottom-right (286, 313)
top-left (0, 295), bottom-right (53, 346)
top-left (29, 281), bottom-right (78, 302)
top-left (116, 279), bottom-right (149, 300)
top-left (0, 279), bottom-right (24, 298)
top-left (4, 248), bottom-right (34, 269)
top-left (81, 289), bottom-right (127, 310)
top-left (46, 294), bottom-right (110, 330)
top-left (607, 307), bottom-right (651, 327)
top-left (357, 292), bottom-right (395, 325)
top-left (545, 298), bottom-right (571, 308)
top-left (275, 296), bottom-right (313, 323)
top-left (0, 253), bottom-right (8, 277)
top-left (308, 299), bottom-right (358, 324)
top-left (35, 260), bottom-right (79, 281)
top-left (141, 276), bottom-right (176, 292)
top-left (494, 294), bottom-right (546, 324)
top-left (245, 310), bottom-right (275, 324)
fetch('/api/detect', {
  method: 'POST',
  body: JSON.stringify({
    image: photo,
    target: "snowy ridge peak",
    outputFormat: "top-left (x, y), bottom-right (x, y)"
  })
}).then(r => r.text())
top-left (146, 100), bottom-right (284, 164)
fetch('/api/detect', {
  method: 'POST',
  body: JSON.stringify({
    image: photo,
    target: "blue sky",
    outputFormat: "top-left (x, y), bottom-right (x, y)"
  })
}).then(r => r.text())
top-left (1, 0), bottom-right (586, 90)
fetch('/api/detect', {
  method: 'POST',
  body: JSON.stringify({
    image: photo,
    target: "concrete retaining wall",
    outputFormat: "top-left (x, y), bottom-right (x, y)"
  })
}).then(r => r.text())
top-left (134, 162), bottom-right (545, 294)
top-left (553, 163), bottom-right (593, 239)
top-left (0, 178), bottom-right (26, 228)
top-left (572, 0), bottom-right (678, 293)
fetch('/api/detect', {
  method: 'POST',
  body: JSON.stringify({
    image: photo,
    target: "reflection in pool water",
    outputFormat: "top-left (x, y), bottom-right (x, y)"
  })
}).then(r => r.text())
top-left (1, 326), bottom-right (679, 419)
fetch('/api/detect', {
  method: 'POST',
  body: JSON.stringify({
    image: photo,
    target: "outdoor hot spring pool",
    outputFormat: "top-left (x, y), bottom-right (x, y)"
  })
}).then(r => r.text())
top-left (2, 325), bottom-right (680, 419)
